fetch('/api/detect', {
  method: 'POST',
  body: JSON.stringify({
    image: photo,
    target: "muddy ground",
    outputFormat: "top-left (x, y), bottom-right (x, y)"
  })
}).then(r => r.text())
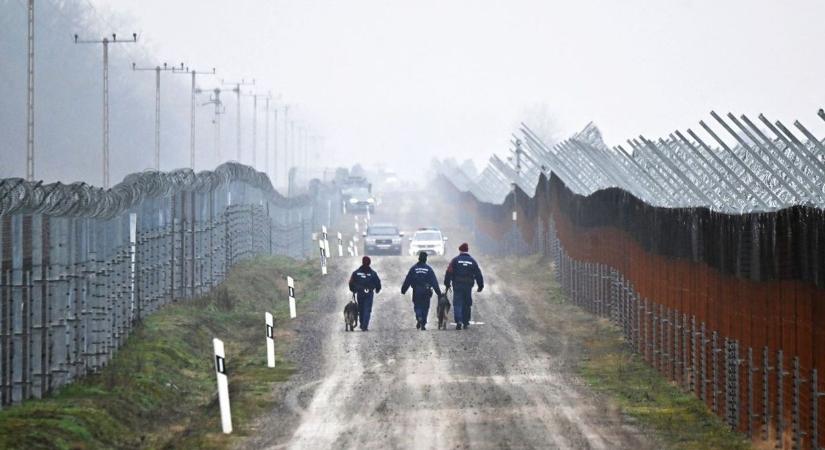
top-left (238, 192), bottom-right (656, 450)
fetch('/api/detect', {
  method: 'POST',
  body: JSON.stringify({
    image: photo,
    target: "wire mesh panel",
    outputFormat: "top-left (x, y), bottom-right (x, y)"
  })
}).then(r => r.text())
top-left (0, 162), bottom-right (340, 408)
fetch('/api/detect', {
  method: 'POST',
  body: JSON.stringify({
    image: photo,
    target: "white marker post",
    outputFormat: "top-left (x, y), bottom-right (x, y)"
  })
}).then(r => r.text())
top-left (265, 312), bottom-right (275, 368)
top-left (287, 276), bottom-right (297, 318)
top-left (354, 217), bottom-right (359, 233)
top-left (319, 240), bottom-right (328, 275)
top-left (321, 225), bottom-right (330, 258)
top-left (337, 232), bottom-right (344, 257)
top-left (212, 338), bottom-right (233, 434)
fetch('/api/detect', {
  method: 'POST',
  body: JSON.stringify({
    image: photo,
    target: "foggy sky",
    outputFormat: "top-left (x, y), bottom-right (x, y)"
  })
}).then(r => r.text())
top-left (3, 0), bottom-right (825, 184)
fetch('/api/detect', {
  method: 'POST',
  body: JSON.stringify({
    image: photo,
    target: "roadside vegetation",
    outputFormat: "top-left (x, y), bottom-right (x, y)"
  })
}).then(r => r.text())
top-left (505, 255), bottom-right (751, 450)
top-left (0, 256), bottom-right (320, 450)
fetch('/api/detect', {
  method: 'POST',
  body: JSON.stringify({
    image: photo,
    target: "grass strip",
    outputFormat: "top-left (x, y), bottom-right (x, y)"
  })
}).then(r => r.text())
top-left (508, 255), bottom-right (751, 450)
top-left (0, 255), bottom-right (319, 450)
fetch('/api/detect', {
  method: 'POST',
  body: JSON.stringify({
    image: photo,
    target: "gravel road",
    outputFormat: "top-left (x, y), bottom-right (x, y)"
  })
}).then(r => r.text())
top-left (238, 192), bottom-right (654, 450)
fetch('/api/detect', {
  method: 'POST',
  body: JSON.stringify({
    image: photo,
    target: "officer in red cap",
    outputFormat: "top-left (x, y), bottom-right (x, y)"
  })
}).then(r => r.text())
top-left (348, 256), bottom-right (382, 331)
top-left (444, 243), bottom-right (484, 330)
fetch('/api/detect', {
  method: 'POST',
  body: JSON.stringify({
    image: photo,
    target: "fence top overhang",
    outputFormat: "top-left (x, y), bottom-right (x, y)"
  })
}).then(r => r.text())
top-left (0, 162), bottom-right (324, 219)
top-left (437, 111), bottom-right (825, 214)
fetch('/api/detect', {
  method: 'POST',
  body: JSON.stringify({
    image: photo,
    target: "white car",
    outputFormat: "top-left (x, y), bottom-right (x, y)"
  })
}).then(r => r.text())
top-left (408, 228), bottom-right (447, 256)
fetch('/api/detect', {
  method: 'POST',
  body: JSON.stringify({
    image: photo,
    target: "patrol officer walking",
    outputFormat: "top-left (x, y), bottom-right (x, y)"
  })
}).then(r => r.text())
top-left (444, 243), bottom-right (484, 330)
top-left (401, 251), bottom-right (442, 331)
top-left (348, 256), bottom-right (382, 331)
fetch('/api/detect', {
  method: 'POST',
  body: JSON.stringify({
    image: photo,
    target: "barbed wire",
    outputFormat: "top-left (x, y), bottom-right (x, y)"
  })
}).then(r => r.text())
top-left (0, 162), bottom-right (329, 218)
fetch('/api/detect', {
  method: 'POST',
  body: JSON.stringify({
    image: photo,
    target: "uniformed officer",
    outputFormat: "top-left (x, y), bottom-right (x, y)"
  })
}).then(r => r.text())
top-left (444, 243), bottom-right (484, 330)
top-left (401, 251), bottom-right (442, 330)
top-left (348, 256), bottom-right (382, 331)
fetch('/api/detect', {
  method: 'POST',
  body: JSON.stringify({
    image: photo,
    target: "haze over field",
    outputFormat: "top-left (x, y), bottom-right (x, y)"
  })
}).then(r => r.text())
top-left (2, 0), bottom-right (825, 184)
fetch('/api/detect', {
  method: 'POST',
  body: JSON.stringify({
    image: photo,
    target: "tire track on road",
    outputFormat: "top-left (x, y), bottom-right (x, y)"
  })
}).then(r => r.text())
top-left (240, 192), bottom-right (654, 449)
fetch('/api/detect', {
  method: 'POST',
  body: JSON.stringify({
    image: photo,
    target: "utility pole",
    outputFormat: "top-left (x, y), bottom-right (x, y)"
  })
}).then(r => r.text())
top-left (222, 78), bottom-right (255, 163)
top-left (244, 92), bottom-right (269, 170)
top-left (132, 62), bottom-right (180, 170)
top-left (252, 93), bottom-right (258, 169)
top-left (74, 32), bottom-right (138, 188)
top-left (196, 87), bottom-right (225, 161)
top-left (271, 102), bottom-right (279, 184)
top-left (25, 0), bottom-right (34, 181)
top-left (290, 121), bottom-right (296, 177)
top-left (282, 105), bottom-right (289, 184)
top-left (302, 127), bottom-right (309, 179)
top-left (296, 124), bottom-right (303, 182)
top-left (173, 65), bottom-right (215, 170)
top-left (263, 94), bottom-right (271, 178)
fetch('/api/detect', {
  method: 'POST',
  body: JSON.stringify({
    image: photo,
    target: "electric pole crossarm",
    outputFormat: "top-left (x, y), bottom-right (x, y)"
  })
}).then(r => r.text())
top-left (74, 33), bottom-right (138, 44)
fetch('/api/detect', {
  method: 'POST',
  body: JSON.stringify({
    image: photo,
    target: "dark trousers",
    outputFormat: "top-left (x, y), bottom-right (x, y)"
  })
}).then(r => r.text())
top-left (357, 293), bottom-right (374, 330)
top-left (452, 286), bottom-right (473, 325)
top-left (413, 296), bottom-right (431, 326)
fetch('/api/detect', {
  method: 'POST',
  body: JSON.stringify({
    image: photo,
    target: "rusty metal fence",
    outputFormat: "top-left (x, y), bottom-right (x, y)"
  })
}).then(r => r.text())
top-left (437, 111), bottom-right (825, 449)
top-left (0, 162), bottom-right (340, 407)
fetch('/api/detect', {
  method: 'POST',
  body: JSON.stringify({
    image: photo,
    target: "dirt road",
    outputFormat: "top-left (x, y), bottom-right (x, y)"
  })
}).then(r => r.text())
top-left (239, 192), bottom-right (654, 449)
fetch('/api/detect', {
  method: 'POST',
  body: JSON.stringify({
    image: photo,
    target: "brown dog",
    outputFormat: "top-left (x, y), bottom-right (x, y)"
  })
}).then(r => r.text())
top-left (344, 296), bottom-right (359, 332)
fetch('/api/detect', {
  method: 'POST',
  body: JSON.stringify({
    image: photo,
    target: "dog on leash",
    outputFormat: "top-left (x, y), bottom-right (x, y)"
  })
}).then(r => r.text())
top-left (436, 292), bottom-right (451, 330)
top-left (344, 296), bottom-right (359, 332)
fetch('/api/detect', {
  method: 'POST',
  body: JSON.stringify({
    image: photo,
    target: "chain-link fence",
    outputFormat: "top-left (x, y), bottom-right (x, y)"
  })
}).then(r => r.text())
top-left (0, 162), bottom-right (340, 407)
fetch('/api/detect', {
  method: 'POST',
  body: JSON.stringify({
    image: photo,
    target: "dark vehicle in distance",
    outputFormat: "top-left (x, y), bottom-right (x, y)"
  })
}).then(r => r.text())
top-left (363, 223), bottom-right (404, 255)
top-left (345, 186), bottom-right (375, 213)
top-left (340, 175), bottom-right (374, 213)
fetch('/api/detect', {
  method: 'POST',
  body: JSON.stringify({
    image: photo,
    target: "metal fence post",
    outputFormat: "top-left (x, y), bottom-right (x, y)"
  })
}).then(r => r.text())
top-left (763, 346), bottom-right (772, 442)
top-left (778, 349), bottom-right (786, 450)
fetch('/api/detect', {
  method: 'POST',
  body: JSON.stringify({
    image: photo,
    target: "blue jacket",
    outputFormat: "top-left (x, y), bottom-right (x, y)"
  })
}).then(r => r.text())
top-left (349, 266), bottom-right (381, 296)
top-left (401, 262), bottom-right (442, 298)
top-left (444, 252), bottom-right (484, 290)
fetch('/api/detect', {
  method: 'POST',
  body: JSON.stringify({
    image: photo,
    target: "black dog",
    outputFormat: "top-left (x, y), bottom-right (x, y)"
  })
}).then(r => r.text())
top-left (344, 296), bottom-right (359, 332)
top-left (436, 292), bottom-right (451, 330)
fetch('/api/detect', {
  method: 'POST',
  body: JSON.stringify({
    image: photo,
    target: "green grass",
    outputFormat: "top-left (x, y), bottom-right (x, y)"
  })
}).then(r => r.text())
top-left (508, 255), bottom-right (751, 450)
top-left (0, 255), bottom-right (320, 450)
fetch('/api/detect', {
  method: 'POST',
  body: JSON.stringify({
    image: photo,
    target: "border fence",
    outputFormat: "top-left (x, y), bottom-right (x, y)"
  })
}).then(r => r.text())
top-left (0, 162), bottom-right (340, 407)
top-left (438, 112), bottom-right (825, 449)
